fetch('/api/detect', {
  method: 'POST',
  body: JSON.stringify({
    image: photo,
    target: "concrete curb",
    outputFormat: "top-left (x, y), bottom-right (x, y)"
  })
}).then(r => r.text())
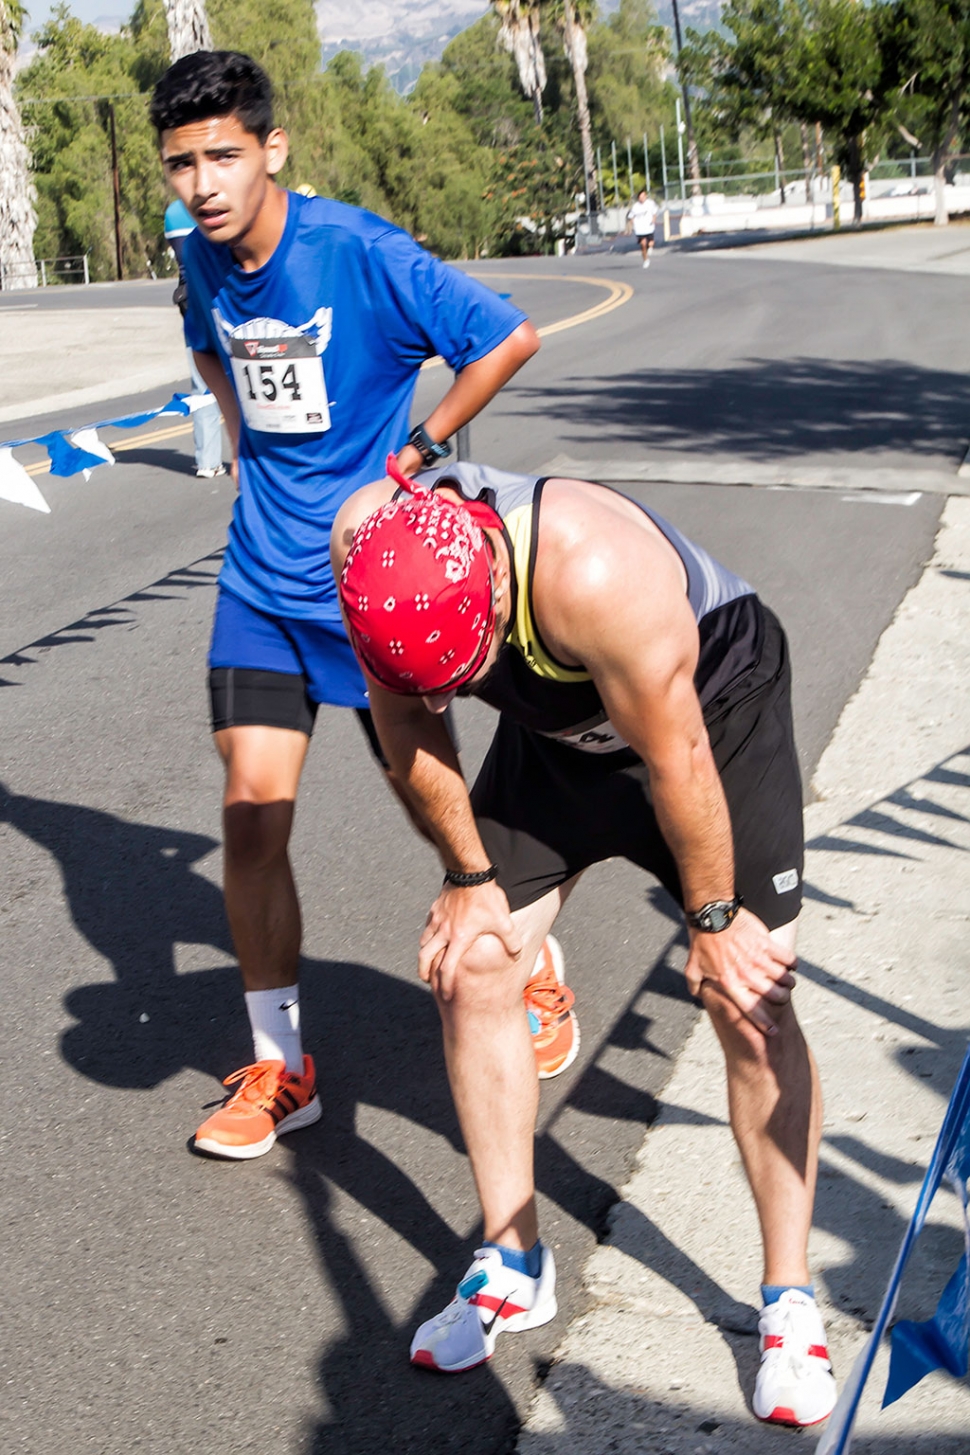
top-left (539, 455), bottom-right (967, 498)
top-left (0, 365), bottom-right (189, 429)
top-left (516, 498), bottom-right (970, 1453)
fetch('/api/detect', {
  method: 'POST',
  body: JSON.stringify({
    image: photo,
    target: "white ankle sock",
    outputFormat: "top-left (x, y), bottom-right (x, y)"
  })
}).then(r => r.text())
top-left (244, 985), bottom-right (303, 1073)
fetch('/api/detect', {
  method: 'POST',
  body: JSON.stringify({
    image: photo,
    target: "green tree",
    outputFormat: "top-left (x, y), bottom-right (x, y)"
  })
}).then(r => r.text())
top-left (583, 0), bottom-right (673, 201)
top-left (683, 0), bottom-right (806, 199)
top-left (883, 0), bottom-right (970, 225)
top-left (18, 6), bottom-right (168, 280)
top-left (791, 0), bottom-right (892, 222)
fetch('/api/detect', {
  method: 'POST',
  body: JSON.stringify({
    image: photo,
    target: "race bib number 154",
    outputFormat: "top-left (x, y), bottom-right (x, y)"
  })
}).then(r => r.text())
top-left (229, 334), bottom-right (331, 435)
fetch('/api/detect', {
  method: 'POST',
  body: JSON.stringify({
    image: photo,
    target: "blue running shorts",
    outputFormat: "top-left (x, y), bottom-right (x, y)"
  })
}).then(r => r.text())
top-left (208, 586), bottom-right (369, 718)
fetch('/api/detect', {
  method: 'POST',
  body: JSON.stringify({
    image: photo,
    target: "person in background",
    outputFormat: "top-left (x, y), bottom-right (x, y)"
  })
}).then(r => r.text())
top-left (164, 196), bottom-right (227, 479)
top-left (627, 188), bottom-right (659, 269)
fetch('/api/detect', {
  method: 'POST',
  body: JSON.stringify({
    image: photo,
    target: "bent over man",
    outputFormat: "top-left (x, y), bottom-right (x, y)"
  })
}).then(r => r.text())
top-left (332, 462), bottom-right (838, 1429)
top-left (149, 51), bottom-right (575, 1160)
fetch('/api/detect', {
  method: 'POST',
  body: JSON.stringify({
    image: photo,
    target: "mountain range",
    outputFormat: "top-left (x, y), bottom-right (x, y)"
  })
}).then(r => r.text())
top-left (317, 0), bottom-right (724, 93)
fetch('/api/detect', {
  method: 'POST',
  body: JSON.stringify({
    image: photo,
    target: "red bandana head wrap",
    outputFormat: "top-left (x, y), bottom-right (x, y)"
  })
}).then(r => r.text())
top-left (340, 459), bottom-right (499, 695)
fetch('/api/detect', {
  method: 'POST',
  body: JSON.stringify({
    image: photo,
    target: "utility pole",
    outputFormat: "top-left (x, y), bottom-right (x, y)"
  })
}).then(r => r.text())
top-left (626, 136), bottom-right (634, 200)
top-left (669, 0), bottom-right (703, 199)
top-left (643, 131), bottom-right (651, 193)
top-left (675, 97), bottom-right (686, 201)
top-left (660, 125), bottom-right (669, 199)
top-left (595, 144), bottom-right (606, 212)
top-left (611, 139), bottom-right (619, 206)
top-left (108, 103), bottom-right (123, 281)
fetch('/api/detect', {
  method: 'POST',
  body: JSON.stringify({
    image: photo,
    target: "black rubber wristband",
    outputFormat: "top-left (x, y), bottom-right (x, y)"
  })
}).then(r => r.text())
top-left (443, 865), bottom-right (498, 888)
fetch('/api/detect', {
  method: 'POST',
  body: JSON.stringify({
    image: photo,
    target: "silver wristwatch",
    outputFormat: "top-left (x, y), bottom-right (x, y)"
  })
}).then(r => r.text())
top-left (685, 895), bottom-right (743, 933)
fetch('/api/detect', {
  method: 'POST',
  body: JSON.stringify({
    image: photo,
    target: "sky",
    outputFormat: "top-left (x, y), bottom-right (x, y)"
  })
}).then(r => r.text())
top-left (22, 0), bottom-right (490, 36)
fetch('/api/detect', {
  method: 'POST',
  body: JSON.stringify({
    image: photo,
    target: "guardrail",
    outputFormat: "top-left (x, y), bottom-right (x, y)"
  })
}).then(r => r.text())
top-left (1, 255), bottom-right (90, 289)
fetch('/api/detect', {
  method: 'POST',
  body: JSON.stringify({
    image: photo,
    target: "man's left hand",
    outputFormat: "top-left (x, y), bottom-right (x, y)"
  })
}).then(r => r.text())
top-left (684, 907), bottom-right (796, 1037)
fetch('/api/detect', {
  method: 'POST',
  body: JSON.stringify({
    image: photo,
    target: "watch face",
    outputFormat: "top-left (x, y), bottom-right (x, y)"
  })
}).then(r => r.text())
top-left (706, 906), bottom-right (729, 932)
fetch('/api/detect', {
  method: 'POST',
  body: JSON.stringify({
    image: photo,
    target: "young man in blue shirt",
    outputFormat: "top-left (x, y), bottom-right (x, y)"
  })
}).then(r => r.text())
top-left (149, 51), bottom-right (575, 1158)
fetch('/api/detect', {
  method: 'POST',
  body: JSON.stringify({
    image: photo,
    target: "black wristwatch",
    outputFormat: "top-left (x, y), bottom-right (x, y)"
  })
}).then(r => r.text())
top-left (408, 421), bottom-right (451, 467)
top-left (685, 895), bottom-right (743, 933)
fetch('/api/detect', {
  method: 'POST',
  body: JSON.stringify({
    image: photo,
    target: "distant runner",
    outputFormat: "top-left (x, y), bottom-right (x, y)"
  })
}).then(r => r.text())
top-left (149, 50), bottom-right (574, 1162)
top-left (332, 462), bottom-right (838, 1430)
top-left (627, 188), bottom-right (658, 268)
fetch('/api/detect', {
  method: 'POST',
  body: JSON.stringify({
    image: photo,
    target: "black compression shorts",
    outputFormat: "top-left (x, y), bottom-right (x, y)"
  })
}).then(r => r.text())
top-left (470, 606), bottom-right (804, 930)
top-left (208, 666), bottom-right (387, 765)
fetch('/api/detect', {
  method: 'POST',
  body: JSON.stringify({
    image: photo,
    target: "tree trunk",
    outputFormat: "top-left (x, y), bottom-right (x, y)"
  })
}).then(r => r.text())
top-left (931, 94), bottom-right (962, 227)
top-left (0, 0), bottom-right (37, 290)
top-left (799, 121), bottom-right (812, 192)
top-left (847, 134), bottom-right (864, 225)
top-left (560, 2), bottom-right (596, 215)
top-left (163, 0), bottom-right (213, 62)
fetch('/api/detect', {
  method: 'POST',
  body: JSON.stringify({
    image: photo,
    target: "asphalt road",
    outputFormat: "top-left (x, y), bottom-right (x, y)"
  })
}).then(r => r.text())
top-left (0, 244), bottom-right (960, 1455)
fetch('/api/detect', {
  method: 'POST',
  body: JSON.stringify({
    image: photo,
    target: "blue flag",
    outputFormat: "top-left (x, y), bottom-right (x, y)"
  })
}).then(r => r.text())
top-left (816, 1044), bottom-right (970, 1454)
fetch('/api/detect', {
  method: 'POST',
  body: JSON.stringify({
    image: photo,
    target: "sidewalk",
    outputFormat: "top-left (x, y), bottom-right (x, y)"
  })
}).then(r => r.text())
top-left (0, 299), bottom-right (186, 426)
top-left (516, 497), bottom-right (970, 1452)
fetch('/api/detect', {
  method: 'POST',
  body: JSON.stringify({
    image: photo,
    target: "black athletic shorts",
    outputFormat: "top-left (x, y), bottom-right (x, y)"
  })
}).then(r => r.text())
top-left (209, 667), bottom-right (387, 766)
top-left (470, 605), bottom-right (804, 930)
top-left (207, 669), bottom-right (459, 770)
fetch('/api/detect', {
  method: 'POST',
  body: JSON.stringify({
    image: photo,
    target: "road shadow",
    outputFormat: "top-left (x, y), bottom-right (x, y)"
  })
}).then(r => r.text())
top-left (0, 551), bottom-right (223, 687)
top-left (516, 359), bottom-right (970, 462)
top-left (13, 752), bottom-right (964, 1451)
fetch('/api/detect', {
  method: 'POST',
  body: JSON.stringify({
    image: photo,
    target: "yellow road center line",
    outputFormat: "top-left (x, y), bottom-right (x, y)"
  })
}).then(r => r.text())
top-left (24, 275), bottom-right (632, 475)
top-left (420, 273), bottom-right (633, 368)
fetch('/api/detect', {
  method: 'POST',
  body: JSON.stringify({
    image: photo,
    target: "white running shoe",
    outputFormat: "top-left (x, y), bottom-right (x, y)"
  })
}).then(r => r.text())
top-left (410, 1245), bottom-right (557, 1372)
top-left (642, 257), bottom-right (650, 268)
top-left (753, 1289), bottom-right (837, 1426)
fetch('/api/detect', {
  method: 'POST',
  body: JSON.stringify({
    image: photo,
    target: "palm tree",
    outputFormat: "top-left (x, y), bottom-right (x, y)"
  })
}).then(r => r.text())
top-left (555, 1), bottom-right (597, 216)
top-left (0, 0), bottom-right (37, 290)
top-left (494, 0), bottom-right (547, 126)
top-left (163, 0), bottom-right (212, 62)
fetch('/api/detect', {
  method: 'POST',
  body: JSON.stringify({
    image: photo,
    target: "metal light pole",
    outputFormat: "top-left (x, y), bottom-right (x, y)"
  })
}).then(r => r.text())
top-left (675, 97), bottom-right (686, 201)
top-left (626, 136), bottom-right (634, 200)
top-left (611, 139), bottom-right (619, 206)
top-left (660, 125), bottom-right (669, 199)
top-left (595, 144), bottom-right (606, 212)
top-left (643, 131), bottom-right (651, 193)
top-left (669, 0), bottom-right (702, 198)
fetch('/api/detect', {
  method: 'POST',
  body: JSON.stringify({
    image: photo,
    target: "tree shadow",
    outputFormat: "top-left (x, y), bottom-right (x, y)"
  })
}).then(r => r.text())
top-left (515, 358), bottom-right (970, 462)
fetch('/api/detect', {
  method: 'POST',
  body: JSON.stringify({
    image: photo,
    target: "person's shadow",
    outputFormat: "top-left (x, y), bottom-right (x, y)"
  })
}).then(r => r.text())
top-left (3, 779), bottom-right (777, 1450)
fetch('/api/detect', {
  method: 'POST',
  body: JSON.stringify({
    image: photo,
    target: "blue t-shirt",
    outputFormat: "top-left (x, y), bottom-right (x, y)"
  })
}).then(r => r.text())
top-left (182, 190), bottom-right (526, 621)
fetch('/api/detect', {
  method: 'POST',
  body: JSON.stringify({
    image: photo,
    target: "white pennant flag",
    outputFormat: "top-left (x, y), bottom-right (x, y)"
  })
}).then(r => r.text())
top-left (70, 427), bottom-right (115, 481)
top-left (0, 448), bottom-right (51, 513)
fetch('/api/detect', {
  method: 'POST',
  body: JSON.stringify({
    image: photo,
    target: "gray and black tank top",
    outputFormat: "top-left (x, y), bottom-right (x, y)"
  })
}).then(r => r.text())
top-left (415, 462), bottom-right (763, 754)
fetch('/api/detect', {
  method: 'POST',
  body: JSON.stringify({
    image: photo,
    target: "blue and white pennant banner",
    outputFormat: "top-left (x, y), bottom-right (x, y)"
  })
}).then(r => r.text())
top-left (0, 391), bottom-right (214, 513)
top-left (816, 1044), bottom-right (970, 1453)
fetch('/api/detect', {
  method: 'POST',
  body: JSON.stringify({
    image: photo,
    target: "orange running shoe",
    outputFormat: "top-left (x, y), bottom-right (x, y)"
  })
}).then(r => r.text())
top-left (194, 1055), bottom-right (321, 1159)
top-left (524, 936), bottom-right (580, 1080)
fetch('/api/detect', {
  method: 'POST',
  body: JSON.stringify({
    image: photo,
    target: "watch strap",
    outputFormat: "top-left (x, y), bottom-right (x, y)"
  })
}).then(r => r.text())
top-left (408, 421), bottom-right (451, 467)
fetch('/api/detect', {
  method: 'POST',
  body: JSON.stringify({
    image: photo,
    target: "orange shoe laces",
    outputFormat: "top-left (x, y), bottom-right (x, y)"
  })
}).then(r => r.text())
top-left (524, 980), bottom-right (575, 1028)
top-left (220, 1061), bottom-right (284, 1110)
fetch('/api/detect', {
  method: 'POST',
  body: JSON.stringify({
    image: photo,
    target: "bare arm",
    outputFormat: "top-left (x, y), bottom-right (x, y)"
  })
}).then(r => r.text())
top-left (192, 349), bottom-right (241, 472)
top-left (367, 684), bottom-right (521, 996)
top-left (545, 521), bottom-right (794, 1034)
top-left (395, 321), bottom-right (539, 477)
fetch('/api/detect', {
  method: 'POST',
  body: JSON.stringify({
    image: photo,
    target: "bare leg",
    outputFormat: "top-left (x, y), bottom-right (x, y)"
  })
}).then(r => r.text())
top-left (702, 919), bottom-right (821, 1286)
top-left (215, 725), bottom-right (309, 993)
top-left (436, 881), bottom-right (577, 1251)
